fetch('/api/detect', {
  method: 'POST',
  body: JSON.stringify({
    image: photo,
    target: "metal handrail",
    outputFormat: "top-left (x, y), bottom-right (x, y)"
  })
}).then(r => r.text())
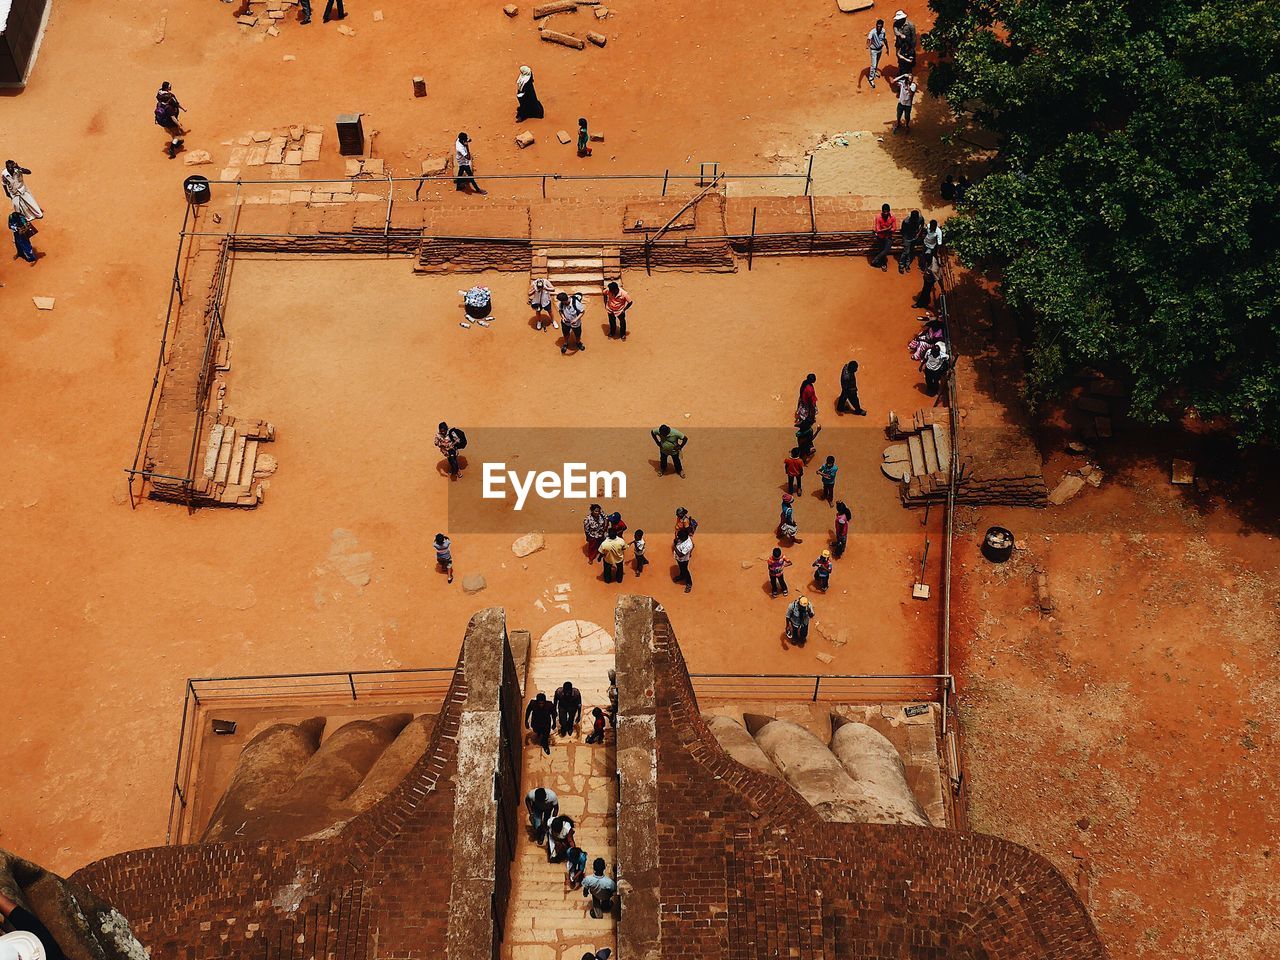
top-left (197, 171), bottom-right (809, 186)
top-left (690, 672), bottom-right (954, 703)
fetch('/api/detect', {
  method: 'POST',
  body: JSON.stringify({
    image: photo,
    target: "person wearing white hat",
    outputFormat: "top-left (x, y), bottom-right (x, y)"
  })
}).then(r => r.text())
top-left (893, 10), bottom-right (918, 76)
top-left (0, 932), bottom-right (45, 960)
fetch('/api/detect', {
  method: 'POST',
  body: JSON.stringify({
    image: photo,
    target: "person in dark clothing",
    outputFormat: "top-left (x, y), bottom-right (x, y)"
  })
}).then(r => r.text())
top-left (940, 174), bottom-right (957, 204)
top-left (323, 0), bottom-right (347, 21)
top-left (515, 66), bottom-right (545, 121)
top-left (914, 254), bottom-right (943, 308)
top-left (898, 210), bottom-right (924, 274)
top-left (8, 211), bottom-right (37, 264)
top-left (837, 359), bottom-right (867, 415)
top-left (554, 682), bottom-right (583, 736)
top-left (525, 692), bottom-right (556, 754)
top-left (0, 891), bottom-right (66, 960)
top-left (154, 82), bottom-right (185, 158)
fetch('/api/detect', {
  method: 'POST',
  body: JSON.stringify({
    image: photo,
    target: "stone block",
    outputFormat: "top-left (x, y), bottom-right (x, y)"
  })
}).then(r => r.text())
top-left (364, 158), bottom-right (385, 175)
top-left (462, 574), bottom-right (487, 594)
top-left (252, 130), bottom-right (271, 143)
top-left (421, 155), bottom-right (448, 175)
top-left (337, 24), bottom-right (355, 36)
top-left (237, 14), bottom-right (258, 26)
top-left (1171, 459), bottom-right (1195, 485)
top-left (1047, 474), bottom-right (1085, 506)
top-left (515, 130), bottom-right (536, 148)
top-left (512, 533), bottom-right (545, 556)
top-left (283, 149), bottom-right (303, 165)
top-left (503, 4), bottom-right (519, 15)
top-left (556, 129), bottom-right (572, 144)
top-left (289, 124), bottom-right (304, 140)
top-left (533, 0), bottom-right (576, 17)
top-left (594, 6), bottom-right (608, 18)
top-left (413, 76), bottom-right (427, 97)
top-left (373, 9), bottom-right (384, 20)
top-left (32, 297), bottom-right (55, 310)
top-left (589, 131), bottom-right (604, 142)
top-left (345, 158), bottom-right (363, 177)
top-left (540, 27), bottom-right (585, 48)
top-left (586, 30), bottom-right (606, 46)
top-left (302, 132), bottom-right (322, 161)
top-left (265, 138), bottom-right (286, 163)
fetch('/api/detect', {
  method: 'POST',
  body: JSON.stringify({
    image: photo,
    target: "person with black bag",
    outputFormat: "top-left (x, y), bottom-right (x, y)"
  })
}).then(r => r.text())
top-left (435, 421), bottom-right (467, 480)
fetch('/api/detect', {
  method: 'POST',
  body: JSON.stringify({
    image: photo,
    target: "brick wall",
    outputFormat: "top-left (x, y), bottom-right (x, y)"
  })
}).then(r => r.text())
top-left (615, 595), bottom-right (1108, 960)
top-left (69, 641), bottom-right (470, 960)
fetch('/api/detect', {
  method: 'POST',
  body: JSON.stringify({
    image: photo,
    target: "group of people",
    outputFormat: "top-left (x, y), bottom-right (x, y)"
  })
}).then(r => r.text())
top-left (4, 160), bottom-right (42, 265)
top-left (582, 503), bottom-right (698, 593)
top-left (770, 372), bottom-right (859, 644)
top-left (524, 673), bottom-right (619, 921)
top-left (866, 11), bottom-right (921, 132)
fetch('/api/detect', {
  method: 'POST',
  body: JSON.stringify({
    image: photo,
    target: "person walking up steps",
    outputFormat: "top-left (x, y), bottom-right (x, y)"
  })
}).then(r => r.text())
top-left (584, 707), bottom-right (607, 744)
top-left (582, 859), bottom-right (617, 918)
top-left (785, 596), bottom-right (816, 646)
top-left (525, 692), bottom-right (556, 755)
top-left (866, 18), bottom-right (887, 88)
top-left (564, 845), bottom-right (588, 889)
top-left (673, 528), bottom-right (694, 593)
top-left (525, 786), bottom-right (559, 842)
top-left (604, 281), bottom-right (633, 340)
top-left (767, 548), bottom-right (793, 598)
top-left (554, 681), bottom-right (582, 737)
top-left (546, 814), bottom-right (576, 862)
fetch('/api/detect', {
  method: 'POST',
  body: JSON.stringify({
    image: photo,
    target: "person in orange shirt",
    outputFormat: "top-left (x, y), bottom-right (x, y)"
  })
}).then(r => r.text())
top-left (784, 447), bottom-right (805, 494)
top-left (604, 281), bottom-right (634, 340)
top-left (870, 203), bottom-right (897, 270)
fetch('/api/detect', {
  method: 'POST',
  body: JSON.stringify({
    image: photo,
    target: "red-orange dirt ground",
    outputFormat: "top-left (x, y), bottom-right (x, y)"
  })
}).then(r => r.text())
top-left (1, 3), bottom-right (1276, 958)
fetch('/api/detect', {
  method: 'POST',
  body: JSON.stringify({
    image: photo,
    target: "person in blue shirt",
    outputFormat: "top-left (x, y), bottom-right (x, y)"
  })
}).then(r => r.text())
top-left (817, 455), bottom-right (838, 503)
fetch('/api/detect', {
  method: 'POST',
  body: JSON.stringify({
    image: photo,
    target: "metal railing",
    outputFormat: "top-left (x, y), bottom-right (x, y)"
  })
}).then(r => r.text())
top-left (164, 667), bottom-right (454, 844)
top-left (690, 673), bottom-right (954, 704)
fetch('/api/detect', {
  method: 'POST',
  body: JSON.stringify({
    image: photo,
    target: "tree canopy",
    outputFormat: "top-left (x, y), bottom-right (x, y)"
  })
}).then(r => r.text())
top-left (927, 0), bottom-right (1280, 442)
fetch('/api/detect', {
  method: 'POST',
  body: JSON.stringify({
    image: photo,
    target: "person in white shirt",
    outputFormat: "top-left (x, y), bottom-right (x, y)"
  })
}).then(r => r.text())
top-left (921, 341), bottom-right (950, 395)
top-left (922, 219), bottom-right (944, 266)
top-left (890, 74), bottom-right (918, 133)
top-left (558, 292), bottom-right (586, 354)
top-left (528, 277), bottom-right (558, 331)
top-left (453, 132), bottom-right (487, 194)
top-left (673, 528), bottom-right (694, 593)
top-left (866, 19), bottom-right (887, 88)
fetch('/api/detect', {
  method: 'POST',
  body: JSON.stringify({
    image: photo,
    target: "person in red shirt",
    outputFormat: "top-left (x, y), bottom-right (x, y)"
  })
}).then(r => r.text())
top-left (766, 547), bottom-right (793, 598)
top-left (870, 203), bottom-right (897, 270)
top-left (784, 447), bottom-right (805, 494)
top-left (795, 372), bottom-right (818, 427)
top-left (833, 501), bottom-right (851, 558)
top-left (604, 281), bottom-right (634, 340)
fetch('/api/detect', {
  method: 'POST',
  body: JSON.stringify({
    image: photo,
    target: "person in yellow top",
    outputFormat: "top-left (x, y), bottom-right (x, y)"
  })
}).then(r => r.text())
top-left (597, 532), bottom-right (628, 584)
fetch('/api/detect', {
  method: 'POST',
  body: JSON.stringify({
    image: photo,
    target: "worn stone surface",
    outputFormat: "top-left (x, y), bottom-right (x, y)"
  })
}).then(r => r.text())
top-left (461, 573), bottom-right (487, 593)
top-left (182, 150), bottom-right (213, 165)
top-left (515, 130), bottom-right (536, 148)
top-left (1047, 473), bottom-right (1086, 505)
top-left (533, 0), bottom-right (576, 16)
top-left (511, 532), bottom-right (545, 557)
top-left (503, 3), bottom-right (519, 15)
top-left (586, 30), bottom-right (606, 46)
top-left (540, 27), bottom-right (585, 49)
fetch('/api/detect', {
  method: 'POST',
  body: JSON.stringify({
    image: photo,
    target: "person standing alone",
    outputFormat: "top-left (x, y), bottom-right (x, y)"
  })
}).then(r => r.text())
top-left (673, 528), bottom-right (694, 593)
top-left (870, 204), bottom-right (897, 270)
top-left (454, 133), bottom-right (487, 194)
top-left (866, 19), bottom-right (887, 88)
top-left (604, 281), bottom-right (633, 340)
top-left (154, 82), bottom-right (185, 159)
top-left (837, 359), bottom-right (867, 415)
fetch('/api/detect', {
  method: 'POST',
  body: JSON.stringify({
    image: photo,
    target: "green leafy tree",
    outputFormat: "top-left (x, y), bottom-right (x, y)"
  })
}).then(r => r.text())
top-left (927, 0), bottom-right (1280, 442)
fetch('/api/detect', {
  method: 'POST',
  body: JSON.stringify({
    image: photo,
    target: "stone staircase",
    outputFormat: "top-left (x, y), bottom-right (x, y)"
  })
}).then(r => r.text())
top-left (531, 246), bottom-right (622, 297)
top-left (502, 621), bottom-right (617, 960)
top-left (883, 408), bottom-right (953, 506)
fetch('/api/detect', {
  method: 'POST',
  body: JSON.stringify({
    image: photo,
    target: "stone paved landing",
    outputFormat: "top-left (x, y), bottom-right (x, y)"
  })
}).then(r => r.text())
top-left (502, 620), bottom-right (617, 960)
